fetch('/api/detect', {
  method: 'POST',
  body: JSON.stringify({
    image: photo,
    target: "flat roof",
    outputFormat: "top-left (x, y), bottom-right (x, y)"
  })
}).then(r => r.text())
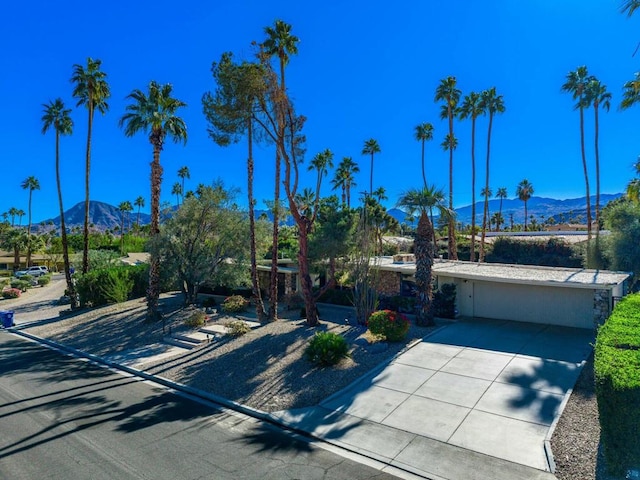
top-left (373, 257), bottom-right (630, 290)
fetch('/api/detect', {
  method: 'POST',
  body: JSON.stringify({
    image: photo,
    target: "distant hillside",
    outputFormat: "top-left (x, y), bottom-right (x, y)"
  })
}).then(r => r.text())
top-left (43, 201), bottom-right (151, 231)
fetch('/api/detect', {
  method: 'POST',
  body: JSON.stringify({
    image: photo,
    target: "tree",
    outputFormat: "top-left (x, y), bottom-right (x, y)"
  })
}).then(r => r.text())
top-left (71, 58), bottom-right (110, 275)
top-left (516, 179), bottom-right (534, 231)
top-left (307, 149), bottom-right (334, 214)
top-left (134, 196), bottom-right (145, 231)
top-left (562, 66), bottom-right (593, 239)
top-left (177, 165), bottom-right (190, 203)
top-left (41, 98), bottom-right (78, 308)
top-left (362, 138), bottom-right (381, 195)
top-left (118, 200), bottom-right (133, 255)
top-left (16, 209), bottom-right (25, 226)
top-left (262, 19), bottom-right (300, 321)
top-left (202, 52), bottom-right (269, 321)
top-left (171, 182), bottom-right (183, 207)
top-left (21, 176), bottom-right (40, 267)
top-left (119, 81), bottom-right (187, 321)
top-left (150, 184), bottom-right (255, 305)
top-left (496, 187), bottom-right (508, 232)
top-left (414, 123), bottom-right (434, 188)
top-left (0, 228), bottom-right (28, 270)
top-left (481, 186), bottom-right (493, 231)
top-left (621, 0), bottom-right (640, 17)
top-left (8, 207), bottom-right (18, 227)
top-left (478, 87), bottom-right (506, 262)
top-left (458, 92), bottom-right (483, 261)
top-left (331, 157), bottom-right (359, 208)
top-left (602, 198), bottom-right (640, 290)
top-left (397, 188), bottom-right (436, 326)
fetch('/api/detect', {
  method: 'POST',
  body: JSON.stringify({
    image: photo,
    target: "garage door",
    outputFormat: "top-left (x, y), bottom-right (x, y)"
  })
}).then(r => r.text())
top-left (472, 281), bottom-right (594, 329)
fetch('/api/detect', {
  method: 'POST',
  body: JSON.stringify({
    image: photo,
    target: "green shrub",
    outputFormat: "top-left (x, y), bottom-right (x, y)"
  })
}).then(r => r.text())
top-left (184, 310), bottom-right (207, 328)
top-left (367, 309), bottom-right (410, 342)
top-left (222, 295), bottom-right (249, 313)
top-left (315, 287), bottom-right (353, 306)
top-left (76, 266), bottom-right (139, 307)
top-left (305, 332), bottom-right (350, 366)
top-left (432, 283), bottom-right (457, 319)
top-left (485, 237), bottom-right (582, 267)
top-left (11, 279), bottom-right (32, 292)
top-left (595, 293), bottom-right (640, 475)
top-left (201, 296), bottom-right (217, 308)
top-left (37, 275), bottom-right (51, 286)
top-left (2, 288), bottom-right (21, 299)
top-left (226, 320), bottom-right (251, 337)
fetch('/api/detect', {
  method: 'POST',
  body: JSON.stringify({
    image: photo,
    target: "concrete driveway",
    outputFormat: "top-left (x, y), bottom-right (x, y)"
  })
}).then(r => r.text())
top-left (271, 318), bottom-right (594, 480)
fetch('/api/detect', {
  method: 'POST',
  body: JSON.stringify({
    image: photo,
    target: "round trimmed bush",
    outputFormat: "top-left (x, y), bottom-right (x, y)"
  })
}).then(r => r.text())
top-left (306, 331), bottom-right (350, 366)
top-left (367, 309), bottom-right (410, 342)
top-left (222, 295), bottom-right (249, 313)
top-left (2, 288), bottom-right (21, 299)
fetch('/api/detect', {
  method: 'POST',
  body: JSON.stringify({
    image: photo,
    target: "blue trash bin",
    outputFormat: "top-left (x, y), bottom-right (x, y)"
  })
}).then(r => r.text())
top-left (0, 310), bottom-right (14, 328)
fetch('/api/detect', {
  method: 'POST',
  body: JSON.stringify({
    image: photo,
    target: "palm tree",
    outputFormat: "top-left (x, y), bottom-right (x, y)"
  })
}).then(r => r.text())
top-left (177, 166), bottom-right (190, 203)
top-left (478, 87), bottom-right (506, 262)
top-left (480, 187), bottom-right (493, 231)
top-left (496, 187), bottom-right (508, 232)
top-left (458, 92), bottom-right (483, 261)
top-left (562, 66), bottom-right (593, 239)
top-left (435, 76), bottom-right (461, 260)
top-left (8, 207), bottom-right (18, 227)
top-left (171, 182), bottom-right (183, 207)
top-left (119, 81), bottom-right (187, 321)
top-left (16, 209), bottom-right (25, 226)
top-left (362, 138), bottom-right (381, 195)
top-left (134, 196), bottom-right (145, 231)
top-left (621, 72), bottom-right (640, 109)
top-left (21, 176), bottom-right (40, 266)
top-left (307, 149), bottom-right (334, 213)
top-left (585, 77), bottom-right (611, 234)
top-left (414, 123), bottom-right (434, 188)
top-left (331, 157), bottom-right (359, 208)
top-left (71, 58), bottom-right (110, 275)
top-left (516, 179), bottom-right (534, 231)
top-left (397, 187), bottom-right (437, 326)
top-left (41, 98), bottom-right (78, 308)
top-left (118, 200), bottom-right (133, 255)
top-left (621, 0), bottom-right (640, 16)
top-left (262, 19), bottom-right (299, 321)
top-left (372, 186), bottom-right (388, 203)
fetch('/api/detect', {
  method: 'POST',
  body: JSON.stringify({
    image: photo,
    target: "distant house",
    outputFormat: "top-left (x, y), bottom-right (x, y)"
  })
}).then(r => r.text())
top-left (373, 255), bottom-right (630, 330)
top-left (0, 250), bottom-right (59, 272)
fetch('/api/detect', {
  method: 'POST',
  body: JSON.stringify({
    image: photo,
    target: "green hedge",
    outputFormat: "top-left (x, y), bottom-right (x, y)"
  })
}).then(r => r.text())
top-left (76, 264), bottom-right (148, 307)
top-left (595, 293), bottom-right (640, 475)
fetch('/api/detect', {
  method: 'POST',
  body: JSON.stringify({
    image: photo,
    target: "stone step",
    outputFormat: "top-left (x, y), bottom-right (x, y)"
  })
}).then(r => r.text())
top-left (171, 331), bottom-right (212, 344)
top-left (200, 324), bottom-right (228, 335)
top-left (104, 343), bottom-right (191, 369)
top-left (163, 336), bottom-right (197, 350)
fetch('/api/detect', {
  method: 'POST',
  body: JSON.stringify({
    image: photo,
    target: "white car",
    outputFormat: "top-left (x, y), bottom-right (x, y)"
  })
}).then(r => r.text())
top-left (15, 266), bottom-right (49, 278)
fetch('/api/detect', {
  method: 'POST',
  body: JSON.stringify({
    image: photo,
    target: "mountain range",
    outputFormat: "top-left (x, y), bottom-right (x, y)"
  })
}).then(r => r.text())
top-left (41, 194), bottom-right (624, 231)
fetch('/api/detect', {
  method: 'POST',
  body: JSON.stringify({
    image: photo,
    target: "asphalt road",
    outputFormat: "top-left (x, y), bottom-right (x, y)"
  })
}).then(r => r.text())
top-left (0, 333), bottom-right (400, 480)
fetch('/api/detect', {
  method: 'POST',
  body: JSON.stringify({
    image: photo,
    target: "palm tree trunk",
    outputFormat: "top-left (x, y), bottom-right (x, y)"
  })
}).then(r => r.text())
top-left (269, 152), bottom-right (281, 321)
top-left (479, 113), bottom-right (494, 262)
top-left (470, 117), bottom-right (476, 262)
top-left (82, 104), bottom-right (94, 274)
top-left (247, 119), bottom-right (266, 321)
top-left (579, 106), bottom-right (592, 240)
top-left (498, 199), bottom-right (503, 232)
top-left (448, 108), bottom-right (458, 260)
top-left (147, 145), bottom-right (163, 321)
top-left (26, 192), bottom-right (32, 267)
top-left (524, 201), bottom-right (528, 231)
top-left (297, 222), bottom-right (318, 327)
top-left (55, 132), bottom-right (78, 309)
top-left (415, 211), bottom-right (434, 326)
top-left (369, 153), bottom-right (374, 195)
top-left (421, 139), bottom-right (427, 188)
top-left (594, 104), bottom-right (601, 237)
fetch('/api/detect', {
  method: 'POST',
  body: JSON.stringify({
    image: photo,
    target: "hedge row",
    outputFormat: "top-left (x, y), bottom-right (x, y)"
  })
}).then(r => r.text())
top-left (595, 293), bottom-right (640, 475)
top-left (76, 265), bottom-right (148, 307)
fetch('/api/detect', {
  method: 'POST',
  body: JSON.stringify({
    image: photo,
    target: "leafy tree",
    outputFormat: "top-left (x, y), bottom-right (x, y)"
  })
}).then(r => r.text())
top-left (435, 76), bottom-right (461, 260)
top-left (478, 87), bottom-right (505, 261)
top-left (562, 66), bottom-right (593, 239)
top-left (516, 179), bottom-right (534, 231)
top-left (41, 98), bottom-right (78, 308)
top-left (602, 198), bottom-right (640, 290)
top-left (71, 58), bottom-right (110, 275)
top-left (397, 187), bottom-right (437, 325)
top-left (458, 92), bottom-right (483, 261)
top-left (149, 184), bottom-right (252, 305)
top-left (21, 175), bottom-right (40, 266)
top-left (362, 138), bottom-right (381, 195)
top-left (119, 81), bottom-right (187, 321)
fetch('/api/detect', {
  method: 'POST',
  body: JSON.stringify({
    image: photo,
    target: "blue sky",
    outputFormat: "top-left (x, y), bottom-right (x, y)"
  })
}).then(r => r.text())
top-left (2, 1), bottom-right (639, 224)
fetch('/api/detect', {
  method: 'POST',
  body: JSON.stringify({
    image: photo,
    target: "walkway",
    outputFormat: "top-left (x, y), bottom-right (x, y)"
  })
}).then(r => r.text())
top-left (270, 318), bottom-right (594, 480)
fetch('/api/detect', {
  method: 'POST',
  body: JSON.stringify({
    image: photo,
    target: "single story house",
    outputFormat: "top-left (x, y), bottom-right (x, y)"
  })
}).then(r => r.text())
top-left (373, 255), bottom-right (631, 330)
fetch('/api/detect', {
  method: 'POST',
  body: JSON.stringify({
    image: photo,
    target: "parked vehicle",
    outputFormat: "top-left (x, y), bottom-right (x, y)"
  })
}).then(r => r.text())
top-left (14, 266), bottom-right (49, 278)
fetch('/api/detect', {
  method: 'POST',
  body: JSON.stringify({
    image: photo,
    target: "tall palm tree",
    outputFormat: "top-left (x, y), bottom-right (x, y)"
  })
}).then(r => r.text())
top-left (562, 66), bottom-right (593, 239)
top-left (458, 92), bottom-right (483, 261)
top-left (362, 138), bottom-right (381, 195)
top-left (16, 209), bottom-right (25, 226)
top-left (262, 19), bottom-right (299, 321)
top-left (134, 196), bottom-right (145, 231)
top-left (397, 187), bottom-right (437, 326)
top-left (372, 186), bottom-right (388, 203)
top-left (496, 187), bottom-right (508, 232)
top-left (119, 81), bottom-right (187, 321)
top-left (331, 157), bottom-right (359, 208)
top-left (516, 179), bottom-right (534, 231)
top-left (414, 123), bottom-right (434, 188)
top-left (8, 207), bottom-right (18, 227)
top-left (307, 149), bottom-right (334, 213)
top-left (177, 166), bottom-right (190, 203)
top-left (478, 87), bottom-right (506, 262)
top-left (171, 182), bottom-right (183, 207)
top-left (481, 186), bottom-right (493, 231)
top-left (21, 176), bottom-right (40, 267)
top-left (71, 58), bottom-right (110, 275)
top-left (585, 77), bottom-right (611, 234)
top-left (621, 72), bottom-right (640, 109)
top-left (621, 0), bottom-right (640, 16)
top-left (118, 200), bottom-right (133, 255)
top-left (41, 98), bottom-right (78, 308)
top-left (435, 76), bottom-right (461, 260)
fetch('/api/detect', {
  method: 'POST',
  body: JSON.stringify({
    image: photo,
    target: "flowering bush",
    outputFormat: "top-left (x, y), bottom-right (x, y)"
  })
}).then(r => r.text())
top-left (367, 309), bottom-right (410, 342)
top-left (222, 295), bottom-right (249, 313)
top-left (2, 288), bottom-right (21, 299)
